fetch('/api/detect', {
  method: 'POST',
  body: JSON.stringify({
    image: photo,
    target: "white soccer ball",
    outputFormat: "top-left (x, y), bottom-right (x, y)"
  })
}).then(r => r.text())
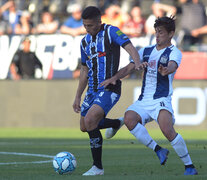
top-left (53, 151), bottom-right (77, 175)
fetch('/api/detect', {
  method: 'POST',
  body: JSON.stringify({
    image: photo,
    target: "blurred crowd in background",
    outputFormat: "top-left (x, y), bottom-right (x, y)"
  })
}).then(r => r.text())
top-left (1, 0), bottom-right (207, 80)
top-left (1, 0), bottom-right (207, 50)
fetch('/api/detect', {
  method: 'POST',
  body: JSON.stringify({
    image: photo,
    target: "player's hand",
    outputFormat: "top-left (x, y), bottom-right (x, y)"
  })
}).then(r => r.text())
top-left (73, 97), bottom-right (81, 113)
top-left (158, 64), bottom-right (169, 76)
top-left (100, 76), bottom-right (116, 88)
top-left (135, 62), bottom-right (148, 70)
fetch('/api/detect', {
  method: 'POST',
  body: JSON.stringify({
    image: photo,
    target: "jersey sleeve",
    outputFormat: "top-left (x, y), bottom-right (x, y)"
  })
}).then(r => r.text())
top-left (80, 41), bottom-right (88, 66)
top-left (109, 26), bottom-right (131, 47)
top-left (169, 47), bottom-right (182, 67)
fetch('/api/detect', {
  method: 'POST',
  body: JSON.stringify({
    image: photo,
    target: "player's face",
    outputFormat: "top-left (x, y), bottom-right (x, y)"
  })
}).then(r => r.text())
top-left (83, 18), bottom-right (102, 36)
top-left (155, 26), bottom-right (174, 48)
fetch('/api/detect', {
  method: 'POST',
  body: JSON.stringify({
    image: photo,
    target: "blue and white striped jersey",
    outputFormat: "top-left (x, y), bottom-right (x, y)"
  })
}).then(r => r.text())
top-left (80, 24), bottom-right (131, 95)
top-left (135, 44), bottom-right (182, 102)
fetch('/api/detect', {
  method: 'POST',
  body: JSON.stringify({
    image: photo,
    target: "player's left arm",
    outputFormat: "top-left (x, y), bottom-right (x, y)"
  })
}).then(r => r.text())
top-left (158, 60), bottom-right (178, 76)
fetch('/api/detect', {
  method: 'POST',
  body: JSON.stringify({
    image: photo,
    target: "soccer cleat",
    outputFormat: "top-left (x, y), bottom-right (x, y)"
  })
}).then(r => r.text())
top-left (156, 148), bottom-right (169, 165)
top-left (105, 117), bottom-right (124, 139)
top-left (184, 167), bottom-right (198, 175)
top-left (82, 165), bottom-right (104, 176)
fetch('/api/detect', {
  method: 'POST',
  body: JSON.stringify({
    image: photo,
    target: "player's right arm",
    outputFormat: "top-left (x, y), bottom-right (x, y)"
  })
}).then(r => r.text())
top-left (73, 65), bottom-right (88, 113)
top-left (73, 39), bottom-right (89, 113)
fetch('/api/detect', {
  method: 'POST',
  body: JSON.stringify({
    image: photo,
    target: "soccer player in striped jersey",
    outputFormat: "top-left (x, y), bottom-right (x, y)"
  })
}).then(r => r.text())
top-left (72, 6), bottom-right (144, 176)
top-left (103, 16), bottom-right (198, 175)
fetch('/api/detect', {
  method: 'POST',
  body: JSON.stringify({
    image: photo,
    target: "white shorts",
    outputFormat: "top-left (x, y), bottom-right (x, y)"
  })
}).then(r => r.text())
top-left (126, 97), bottom-right (175, 126)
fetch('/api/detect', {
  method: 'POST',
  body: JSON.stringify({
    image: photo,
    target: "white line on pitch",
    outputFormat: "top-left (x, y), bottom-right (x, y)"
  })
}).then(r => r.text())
top-left (0, 151), bottom-right (54, 165)
top-left (0, 152), bottom-right (54, 158)
top-left (0, 160), bottom-right (52, 165)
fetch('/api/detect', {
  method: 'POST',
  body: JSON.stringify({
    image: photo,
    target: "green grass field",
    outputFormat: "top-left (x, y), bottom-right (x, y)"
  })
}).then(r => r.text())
top-left (0, 128), bottom-right (206, 180)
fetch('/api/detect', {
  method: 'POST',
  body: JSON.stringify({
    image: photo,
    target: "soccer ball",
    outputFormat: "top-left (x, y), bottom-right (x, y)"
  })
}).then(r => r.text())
top-left (53, 151), bottom-right (77, 175)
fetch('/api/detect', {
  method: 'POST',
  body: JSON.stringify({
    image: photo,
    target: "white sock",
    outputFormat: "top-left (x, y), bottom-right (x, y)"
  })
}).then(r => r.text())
top-left (171, 134), bottom-right (193, 165)
top-left (130, 123), bottom-right (157, 150)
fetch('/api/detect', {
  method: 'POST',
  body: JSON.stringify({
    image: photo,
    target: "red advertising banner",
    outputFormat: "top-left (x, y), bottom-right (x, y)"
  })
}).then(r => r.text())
top-left (175, 52), bottom-right (207, 80)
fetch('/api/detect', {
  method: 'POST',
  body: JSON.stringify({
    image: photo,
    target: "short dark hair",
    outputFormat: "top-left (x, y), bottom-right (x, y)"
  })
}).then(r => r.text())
top-left (81, 6), bottom-right (101, 20)
top-left (154, 16), bottom-right (176, 33)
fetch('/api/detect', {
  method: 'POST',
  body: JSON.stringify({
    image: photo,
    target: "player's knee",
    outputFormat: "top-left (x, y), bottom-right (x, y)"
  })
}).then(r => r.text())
top-left (124, 111), bottom-right (141, 130)
top-left (80, 117), bottom-right (87, 132)
top-left (124, 112), bottom-right (134, 128)
top-left (80, 126), bottom-right (87, 132)
top-left (124, 113), bottom-right (130, 126)
top-left (84, 117), bottom-right (96, 131)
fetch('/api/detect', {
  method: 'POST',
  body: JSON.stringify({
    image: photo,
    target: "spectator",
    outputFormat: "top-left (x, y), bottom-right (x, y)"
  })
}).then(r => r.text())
top-left (10, 37), bottom-right (42, 80)
top-left (0, 16), bottom-right (11, 35)
top-left (0, 0), bottom-right (21, 34)
top-left (72, 0), bottom-right (98, 8)
top-left (34, 11), bottom-right (58, 34)
top-left (176, 0), bottom-right (206, 50)
top-left (145, 2), bottom-right (176, 35)
top-left (122, 6), bottom-right (145, 38)
top-left (191, 24), bottom-right (207, 37)
top-left (101, 4), bottom-right (129, 29)
top-left (60, 4), bottom-right (86, 37)
top-left (120, 0), bottom-right (140, 14)
top-left (14, 10), bottom-right (33, 35)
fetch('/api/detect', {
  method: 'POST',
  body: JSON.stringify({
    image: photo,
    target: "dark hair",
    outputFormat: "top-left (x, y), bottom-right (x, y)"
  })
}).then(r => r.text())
top-left (154, 16), bottom-right (176, 33)
top-left (81, 6), bottom-right (101, 20)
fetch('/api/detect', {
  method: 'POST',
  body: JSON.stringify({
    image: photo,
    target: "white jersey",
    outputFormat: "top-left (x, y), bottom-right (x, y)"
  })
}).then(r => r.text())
top-left (135, 44), bottom-right (182, 104)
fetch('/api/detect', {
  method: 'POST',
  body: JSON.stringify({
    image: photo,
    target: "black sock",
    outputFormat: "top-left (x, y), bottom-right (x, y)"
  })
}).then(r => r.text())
top-left (185, 164), bottom-right (195, 169)
top-left (88, 128), bottom-right (103, 169)
top-left (98, 118), bottom-right (120, 129)
top-left (154, 145), bottom-right (162, 152)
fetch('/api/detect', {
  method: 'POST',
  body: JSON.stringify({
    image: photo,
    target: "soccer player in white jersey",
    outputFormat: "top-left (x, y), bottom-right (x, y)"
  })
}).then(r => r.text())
top-left (101, 16), bottom-right (198, 175)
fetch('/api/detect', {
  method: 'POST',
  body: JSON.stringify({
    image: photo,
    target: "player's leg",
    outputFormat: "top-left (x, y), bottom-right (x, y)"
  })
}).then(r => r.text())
top-left (82, 91), bottom-right (119, 175)
top-left (80, 116), bottom-right (87, 132)
top-left (124, 109), bottom-right (168, 165)
top-left (80, 92), bottom-right (104, 175)
top-left (98, 91), bottom-right (122, 130)
top-left (158, 109), bottom-right (198, 175)
top-left (98, 117), bottom-right (122, 130)
top-left (80, 114), bottom-right (121, 132)
top-left (104, 117), bottom-right (125, 138)
top-left (83, 104), bottom-right (104, 176)
top-left (157, 109), bottom-right (176, 141)
top-left (93, 91), bottom-right (124, 136)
